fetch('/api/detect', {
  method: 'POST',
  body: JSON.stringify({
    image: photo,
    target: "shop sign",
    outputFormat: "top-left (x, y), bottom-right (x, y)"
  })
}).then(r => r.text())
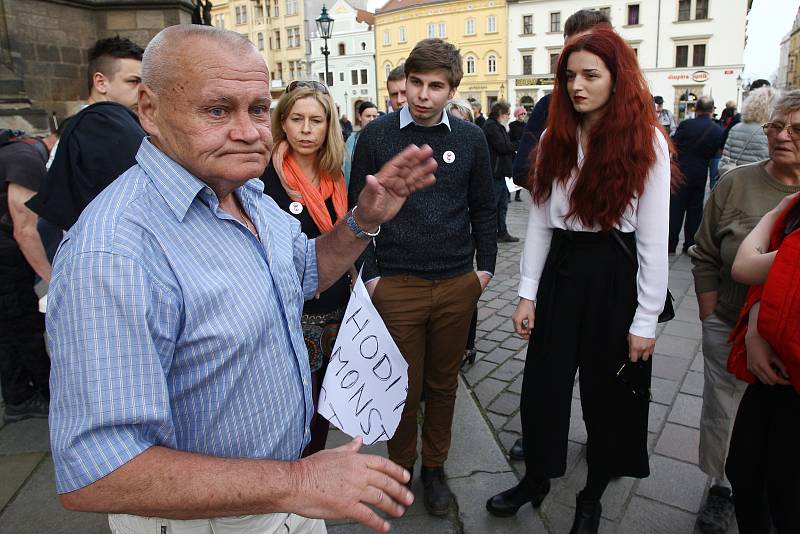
top-left (691, 70), bottom-right (710, 83)
top-left (515, 77), bottom-right (555, 87)
top-left (724, 69), bottom-right (734, 75)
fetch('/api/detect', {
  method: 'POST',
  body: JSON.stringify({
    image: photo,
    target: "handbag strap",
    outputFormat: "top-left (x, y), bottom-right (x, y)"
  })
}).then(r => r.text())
top-left (610, 230), bottom-right (637, 267)
top-left (732, 127), bottom-right (760, 166)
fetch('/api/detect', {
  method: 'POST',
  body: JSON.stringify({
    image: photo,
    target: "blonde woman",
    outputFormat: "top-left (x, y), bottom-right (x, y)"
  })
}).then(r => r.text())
top-left (718, 87), bottom-right (778, 180)
top-left (260, 80), bottom-right (349, 456)
top-left (445, 99), bottom-right (474, 122)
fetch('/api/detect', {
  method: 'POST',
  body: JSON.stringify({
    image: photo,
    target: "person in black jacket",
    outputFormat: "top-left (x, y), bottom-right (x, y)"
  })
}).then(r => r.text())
top-left (669, 96), bottom-right (724, 253)
top-left (26, 37), bottom-right (145, 233)
top-left (484, 101), bottom-right (519, 242)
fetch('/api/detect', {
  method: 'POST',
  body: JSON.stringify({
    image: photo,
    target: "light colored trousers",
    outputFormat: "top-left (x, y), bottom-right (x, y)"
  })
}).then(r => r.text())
top-left (698, 313), bottom-right (748, 480)
top-left (108, 513), bottom-right (326, 534)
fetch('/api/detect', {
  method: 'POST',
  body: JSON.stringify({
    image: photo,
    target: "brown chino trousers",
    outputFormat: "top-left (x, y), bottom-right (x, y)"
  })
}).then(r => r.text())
top-left (371, 271), bottom-right (483, 469)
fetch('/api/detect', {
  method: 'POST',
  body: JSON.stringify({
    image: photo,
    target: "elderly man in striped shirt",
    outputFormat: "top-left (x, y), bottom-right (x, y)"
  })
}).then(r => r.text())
top-left (46, 25), bottom-right (436, 534)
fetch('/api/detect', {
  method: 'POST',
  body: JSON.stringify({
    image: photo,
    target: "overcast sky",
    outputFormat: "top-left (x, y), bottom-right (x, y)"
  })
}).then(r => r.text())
top-left (365, 0), bottom-right (798, 82)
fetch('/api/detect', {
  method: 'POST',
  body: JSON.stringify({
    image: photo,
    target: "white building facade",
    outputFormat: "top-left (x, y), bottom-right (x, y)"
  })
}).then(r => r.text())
top-left (507, 0), bottom-right (749, 120)
top-left (308, 0), bottom-right (377, 121)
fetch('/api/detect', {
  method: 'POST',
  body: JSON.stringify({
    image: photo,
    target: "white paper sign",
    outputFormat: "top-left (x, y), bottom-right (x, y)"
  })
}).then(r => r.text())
top-left (318, 276), bottom-right (408, 445)
top-left (505, 176), bottom-right (522, 193)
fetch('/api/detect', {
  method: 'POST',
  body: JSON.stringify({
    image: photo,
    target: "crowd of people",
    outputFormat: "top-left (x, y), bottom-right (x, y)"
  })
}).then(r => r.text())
top-left (0, 7), bottom-right (798, 534)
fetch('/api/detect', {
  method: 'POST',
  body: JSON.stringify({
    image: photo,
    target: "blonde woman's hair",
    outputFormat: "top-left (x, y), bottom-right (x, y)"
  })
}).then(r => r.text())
top-left (445, 99), bottom-right (474, 122)
top-left (741, 86), bottom-right (778, 124)
top-left (271, 86), bottom-right (345, 176)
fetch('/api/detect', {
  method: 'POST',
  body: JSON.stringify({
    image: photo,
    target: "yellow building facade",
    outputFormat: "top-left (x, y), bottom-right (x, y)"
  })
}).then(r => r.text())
top-left (375, 0), bottom-right (508, 112)
top-left (211, 0), bottom-right (307, 99)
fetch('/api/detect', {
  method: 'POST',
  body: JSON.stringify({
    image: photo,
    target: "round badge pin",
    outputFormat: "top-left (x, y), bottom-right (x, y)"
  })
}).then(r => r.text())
top-left (289, 201), bottom-right (304, 215)
top-left (443, 150), bottom-right (456, 164)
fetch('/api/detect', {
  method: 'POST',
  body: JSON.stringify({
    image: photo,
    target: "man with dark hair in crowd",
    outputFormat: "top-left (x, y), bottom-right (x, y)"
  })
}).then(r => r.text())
top-left (386, 64), bottom-right (407, 112)
top-left (0, 130), bottom-right (57, 423)
top-left (27, 36), bottom-right (146, 232)
top-left (511, 9), bottom-right (611, 190)
top-left (509, 107), bottom-right (527, 201)
top-left (483, 101), bottom-right (519, 242)
top-left (350, 38), bottom-right (496, 517)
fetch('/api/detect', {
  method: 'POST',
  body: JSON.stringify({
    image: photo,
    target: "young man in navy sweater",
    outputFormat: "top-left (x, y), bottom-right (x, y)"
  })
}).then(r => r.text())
top-left (349, 38), bottom-right (497, 517)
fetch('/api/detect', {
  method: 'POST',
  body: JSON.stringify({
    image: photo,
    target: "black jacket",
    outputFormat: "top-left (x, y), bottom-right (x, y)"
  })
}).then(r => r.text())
top-left (483, 118), bottom-right (517, 179)
top-left (671, 115), bottom-right (724, 186)
top-left (26, 102), bottom-right (145, 230)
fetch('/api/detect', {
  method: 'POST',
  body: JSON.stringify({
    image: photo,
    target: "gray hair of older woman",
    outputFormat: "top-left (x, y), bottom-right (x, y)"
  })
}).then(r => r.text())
top-left (445, 99), bottom-right (474, 122)
top-left (741, 87), bottom-right (778, 124)
top-left (769, 89), bottom-right (800, 121)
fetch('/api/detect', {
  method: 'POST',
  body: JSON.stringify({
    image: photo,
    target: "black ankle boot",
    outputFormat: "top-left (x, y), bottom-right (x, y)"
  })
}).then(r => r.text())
top-left (486, 478), bottom-right (550, 517)
top-left (421, 466), bottom-right (452, 516)
top-left (569, 494), bottom-right (602, 534)
top-left (509, 438), bottom-right (524, 461)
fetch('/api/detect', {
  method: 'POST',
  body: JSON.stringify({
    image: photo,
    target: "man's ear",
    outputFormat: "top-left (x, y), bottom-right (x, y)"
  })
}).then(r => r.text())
top-left (137, 85), bottom-right (160, 138)
top-left (92, 72), bottom-right (108, 95)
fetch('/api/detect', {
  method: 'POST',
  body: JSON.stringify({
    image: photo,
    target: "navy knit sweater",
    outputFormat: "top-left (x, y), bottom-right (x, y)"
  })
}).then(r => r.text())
top-left (348, 111), bottom-right (497, 281)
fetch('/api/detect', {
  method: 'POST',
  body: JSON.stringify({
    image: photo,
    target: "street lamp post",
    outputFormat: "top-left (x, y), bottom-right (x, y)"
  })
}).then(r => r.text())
top-left (316, 5), bottom-right (334, 86)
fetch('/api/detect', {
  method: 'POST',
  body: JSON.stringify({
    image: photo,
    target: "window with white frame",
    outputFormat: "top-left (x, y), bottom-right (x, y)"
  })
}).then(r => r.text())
top-left (522, 15), bottom-right (533, 34)
top-left (254, 2), bottom-right (264, 20)
top-left (427, 23), bottom-right (435, 38)
top-left (384, 63), bottom-right (392, 79)
top-left (675, 41), bottom-right (707, 67)
top-left (438, 22), bottom-right (446, 38)
top-left (399, 27), bottom-right (406, 42)
top-left (360, 69), bottom-right (368, 84)
top-left (257, 32), bottom-right (264, 50)
top-left (340, 72), bottom-right (344, 81)
top-left (383, 30), bottom-right (390, 45)
top-left (273, 0), bottom-right (279, 17)
top-left (466, 55), bottom-right (475, 74)
top-left (550, 12), bottom-right (561, 32)
top-left (235, 5), bottom-right (247, 25)
top-left (678, 0), bottom-right (708, 21)
top-left (287, 27), bottom-right (300, 48)
top-left (487, 15), bottom-right (497, 33)
top-left (465, 18), bottom-right (475, 35)
top-left (273, 30), bottom-right (281, 49)
top-left (215, 13), bottom-right (225, 28)
top-left (549, 51), bottom-right (560, 73)
top-left (352, 70), bottom-right (359, 85)
top-left (286, 0), bottom-right (297, 16)
top-left (487, 54), bottom-right (497, 73)
top-left (338, 43), bottom-right (346, 55)
top-left (627, 4), bottom-right (640, 25)
top-left (522, 54), bottom-right (532, 75)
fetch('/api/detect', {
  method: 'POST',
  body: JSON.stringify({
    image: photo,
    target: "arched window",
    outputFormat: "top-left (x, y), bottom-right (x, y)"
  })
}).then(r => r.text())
top-left (338, 43), bottom-right (346, 55)
top-left (466, 56), bottom-right (476, 74)
top-left (487, 54), bottom-right (497, 73)
top-left (465, 18), bottom-right (475, 35)
top-left (384, 63), bottom-right (392, 80)
top-left (361, 42), bottom-right (367, 50)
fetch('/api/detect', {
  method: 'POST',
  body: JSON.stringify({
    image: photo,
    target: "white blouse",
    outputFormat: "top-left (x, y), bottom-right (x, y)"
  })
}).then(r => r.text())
top-left (518, 128), bottom-right (671, 339)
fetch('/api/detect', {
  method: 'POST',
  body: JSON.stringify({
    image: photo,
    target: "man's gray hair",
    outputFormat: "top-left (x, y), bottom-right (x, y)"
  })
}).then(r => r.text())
top-left (142, 24), bottom-right (257, 94)
top-left (695, 95), bottom-right (715, 114)
top-left (770, 89), bottom-right (800, 121)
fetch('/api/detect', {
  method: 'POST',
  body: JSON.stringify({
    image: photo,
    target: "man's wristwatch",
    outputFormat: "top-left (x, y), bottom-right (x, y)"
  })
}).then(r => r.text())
top-left (345, 206), bottom-right (381, 240)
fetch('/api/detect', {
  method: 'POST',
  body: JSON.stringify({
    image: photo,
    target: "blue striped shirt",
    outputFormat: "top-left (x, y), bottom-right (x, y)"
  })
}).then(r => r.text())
top-left (48, 138), bottom-right (318, 493)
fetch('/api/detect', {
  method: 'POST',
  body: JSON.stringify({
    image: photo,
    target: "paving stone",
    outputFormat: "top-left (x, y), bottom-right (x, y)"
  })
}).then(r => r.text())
top-left (503, 412), bottom-right (521, 434)
top-left (486, 411), bottom-right (507, 431)
top-left (541, 497), bottom-right (616, 534)
top-left (691, 352), bottom-right (705, 372)
top-left (680, 370), bottom-right (705, 397)
top-left (568, 399), bottom-right (587, 444)
top-left (488, 392), bottom-right (520, 417)
top-left (500, 336), bottom-right (528, 351)
top-left (0, 452), bottom-right (44, 510)
top-left (507, 375), bottom-right (524, 395)
top-left (650, 376), bottom-right (680, 406)
top-left (477, 307), bottom-right (495, 321)
top-left (483, 347), bottom-right (515, 365)
top-left (0, 418), bottom-right (50, 454)
top-left (667, 394), bottom-right (703, 428)
top-left (494, 306), bottom-right (513, 318)
top-left (636, 455), bottom-right (708, 513)
top-left (462, 360), bottom-right (497, 386)
top-left (490, 358), bottom-right (524, 382)
top-left (512, 348), bottom-right (528, 361)
top-left (648, 402), bottom-right (669, 433)
top-left (449, 471), bottom-right (548, 534)
top-left (654, 423), bottom-right (700, 465)
top-left (484, 299), bottom-right (508, 310)
top-left (652, 354), bottom-right (691, 381)
top-left (0, 457), bottom-right (110, 534)
top-left (551, 456), bottom-right (635, 520)
top-left (674, 305), bottom-right (700, 323)
top-left (662, 319), bottom-right (702, 340)
top-left (327, 514), bottom-right (456, 533)
top-left (480, 314), bottom-right (508, 333)
top-left (617, 496), bottom-right (698, 533)
top-left (474, 339), bottom-right (498, 354)
top-left (473, 377), bottom-right (507, 406)
top-left (498, 431), bottom-right (521, 454)
top-left (655, 334), bottom-right (700, 360)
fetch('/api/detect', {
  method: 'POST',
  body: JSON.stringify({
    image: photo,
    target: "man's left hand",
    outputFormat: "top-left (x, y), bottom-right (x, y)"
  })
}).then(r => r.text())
top-left (476, 271), bottom-right (491, 291)
top-left (354, 144), bottom-right (437, 230)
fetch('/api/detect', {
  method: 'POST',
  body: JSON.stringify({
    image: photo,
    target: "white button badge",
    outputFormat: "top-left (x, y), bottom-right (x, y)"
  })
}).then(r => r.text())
top-left (289, 201), bottom-right (304, 215)
top-left (443, 150), bottom-right (456, 164)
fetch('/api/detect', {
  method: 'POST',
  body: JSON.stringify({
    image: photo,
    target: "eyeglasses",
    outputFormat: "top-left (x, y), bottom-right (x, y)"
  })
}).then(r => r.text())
top-left (762, 122), bottom-right (800, 139)
top-left (285, 80), bottom-right (329, 95)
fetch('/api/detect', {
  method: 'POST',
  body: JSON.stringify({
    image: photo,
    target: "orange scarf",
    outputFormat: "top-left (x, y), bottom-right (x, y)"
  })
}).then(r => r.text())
top-left (272, 141), bottom-right (347, 232)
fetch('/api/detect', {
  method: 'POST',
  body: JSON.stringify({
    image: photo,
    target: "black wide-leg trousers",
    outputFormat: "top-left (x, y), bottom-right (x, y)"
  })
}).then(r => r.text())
top-left (521, 229), bottom-right (651, 481)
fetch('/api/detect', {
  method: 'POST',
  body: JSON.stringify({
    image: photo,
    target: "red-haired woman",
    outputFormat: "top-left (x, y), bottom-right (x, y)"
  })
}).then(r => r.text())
top-left (486, 27), bottom-right (673, 534)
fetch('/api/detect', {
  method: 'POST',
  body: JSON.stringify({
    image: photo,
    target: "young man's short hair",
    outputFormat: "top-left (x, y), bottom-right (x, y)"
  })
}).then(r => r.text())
top-left (404, 39), bottom-right (463, 88)
top-left (563, 9), bottom-right (611, 38)
top-left (87, 36), bottom-right (144, 91)
top-left (386, 64), bottom-right (405, 85)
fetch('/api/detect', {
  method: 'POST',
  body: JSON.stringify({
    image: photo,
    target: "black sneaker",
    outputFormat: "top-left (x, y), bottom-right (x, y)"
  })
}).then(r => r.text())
top-left (421, 466), bottom-right (452, 516)
top-left (3, 392), bottom-right (49, 424)
top-left (696, 485), bottom-right (735, 534)
top-left (498, 233), bottom-right (520, 243)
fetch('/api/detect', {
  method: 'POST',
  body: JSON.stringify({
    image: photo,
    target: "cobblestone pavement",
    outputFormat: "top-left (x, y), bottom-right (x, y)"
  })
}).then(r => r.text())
top-left (0, 191), bottom-right (739, 534)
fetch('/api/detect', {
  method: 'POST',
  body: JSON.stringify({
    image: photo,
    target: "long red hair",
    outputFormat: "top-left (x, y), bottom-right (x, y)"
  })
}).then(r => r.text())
top-left (531, 27), bottom-right (680, 231)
